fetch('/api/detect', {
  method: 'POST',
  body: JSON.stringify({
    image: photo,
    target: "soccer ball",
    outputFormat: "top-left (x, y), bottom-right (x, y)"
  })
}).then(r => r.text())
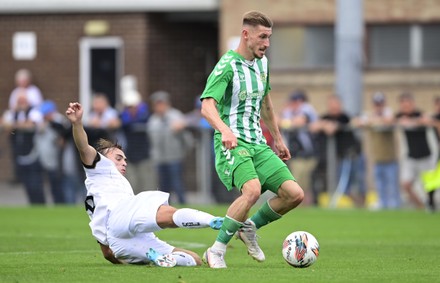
top-left (282, 231), bottom-right (319, 268)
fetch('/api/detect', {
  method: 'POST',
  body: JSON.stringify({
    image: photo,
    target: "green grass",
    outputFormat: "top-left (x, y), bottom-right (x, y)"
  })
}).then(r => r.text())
top-left (0, 205), bottom-right (439, 283)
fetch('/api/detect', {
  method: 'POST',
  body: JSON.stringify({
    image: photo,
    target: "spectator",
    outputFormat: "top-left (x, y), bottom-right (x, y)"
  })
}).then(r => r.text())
top-left (120, 90), bottom-right (157, 193)
top-left (34, 100), bottom-right (69, 204)
top-left (61, 132), bottom-right (87, 204)
top-left (85, 93), bottom-right (121, 147)
top-left (9, 69), bottom-right (43, 110)
top-left (279, 90), bottom-right (319, 205)
top-left (7, 69), bottom-right (43, 183)
top-left (311, 95), bottom-right (366, 207)
top-left (428, 96), bottom-right (440, 212)
top-left (2, 92), bottom-right (45, 204)
top-left (147, 91), bottom-right (189, 204)
top-left (356, 92), bottom-right (401, 209)
top-left (395, 92), bottom-right (436, 209)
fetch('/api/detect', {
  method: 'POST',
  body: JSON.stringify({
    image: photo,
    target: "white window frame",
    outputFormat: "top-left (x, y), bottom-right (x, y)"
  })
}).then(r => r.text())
top-left (79, 37), bottom-right (124, 121)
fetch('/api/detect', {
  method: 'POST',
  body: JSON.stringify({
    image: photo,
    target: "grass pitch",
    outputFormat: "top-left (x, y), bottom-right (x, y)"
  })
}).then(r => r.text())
top-left (0, 205), bottom-right (439, 283)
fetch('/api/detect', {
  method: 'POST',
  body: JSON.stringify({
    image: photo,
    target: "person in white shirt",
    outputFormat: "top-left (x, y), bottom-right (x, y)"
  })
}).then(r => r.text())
top-left (65, 102), bottom-right (223, 267)
top-left (8, 69), bottom-right (43, 110)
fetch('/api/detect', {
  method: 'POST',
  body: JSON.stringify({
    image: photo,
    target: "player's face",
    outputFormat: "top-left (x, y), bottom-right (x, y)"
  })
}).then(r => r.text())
top-left (106, 148), bottom-right (127, 175)
top-left (246, 25), bottom-right (272, 59)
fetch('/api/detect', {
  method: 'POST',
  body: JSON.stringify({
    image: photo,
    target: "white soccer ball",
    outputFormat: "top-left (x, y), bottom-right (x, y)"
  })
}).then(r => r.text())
top-left (282, 231), bottom-right (320, 268)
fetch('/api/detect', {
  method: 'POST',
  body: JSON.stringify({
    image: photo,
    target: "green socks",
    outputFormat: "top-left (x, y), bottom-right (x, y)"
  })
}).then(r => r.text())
top-left (215, 201), bottom-right (282, 245)
top-left (216, 216), bottom-right (243, 244)
top-left (250, 201), bottom-right (282, 229)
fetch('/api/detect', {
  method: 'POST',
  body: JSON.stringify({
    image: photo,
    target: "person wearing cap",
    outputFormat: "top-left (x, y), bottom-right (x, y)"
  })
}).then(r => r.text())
top-left (119, 90), bottom-right (157, 193)
top-left (356, 92), bottom-right (401, 209)
top-left (147, 91), bottom-right (189, 204)
top-left (35, 100), bottom-right (70, 204)
top-left (279, 90), bottom-right (319, 205)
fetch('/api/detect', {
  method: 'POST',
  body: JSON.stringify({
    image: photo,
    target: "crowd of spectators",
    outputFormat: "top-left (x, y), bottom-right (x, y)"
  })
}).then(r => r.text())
top-left (1, 69), bottom-right (439, 211)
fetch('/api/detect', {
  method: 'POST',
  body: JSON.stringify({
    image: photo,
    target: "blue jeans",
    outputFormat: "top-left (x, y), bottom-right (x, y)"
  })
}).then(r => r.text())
top-left (374, 162), bottom-right (401, 209)
top-left (337, 154), bottom-right (367, 197)
top-left (62, 174), bottom-right (86, 204)
top-left (157, 161), bottom-right (186, 204)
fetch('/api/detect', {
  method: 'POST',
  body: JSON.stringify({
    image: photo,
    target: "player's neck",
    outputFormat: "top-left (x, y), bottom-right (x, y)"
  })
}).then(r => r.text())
top-left (234, 45), bottom-right (255, 61)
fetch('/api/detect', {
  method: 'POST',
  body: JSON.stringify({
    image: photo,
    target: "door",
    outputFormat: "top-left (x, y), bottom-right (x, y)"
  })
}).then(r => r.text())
top-left (79, 37), bottom-right (123, 120)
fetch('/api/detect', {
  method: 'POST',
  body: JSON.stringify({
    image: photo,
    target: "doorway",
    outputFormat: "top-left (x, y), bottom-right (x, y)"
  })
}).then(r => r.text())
top-left (79, 37), bottom-right (123, 120)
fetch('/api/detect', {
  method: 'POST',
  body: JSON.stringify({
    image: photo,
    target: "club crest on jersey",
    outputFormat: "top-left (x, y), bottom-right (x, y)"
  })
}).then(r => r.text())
top-left (239, 90), bottom-right (247, 101)
top-left (260, 72), bottom-right (267, 82)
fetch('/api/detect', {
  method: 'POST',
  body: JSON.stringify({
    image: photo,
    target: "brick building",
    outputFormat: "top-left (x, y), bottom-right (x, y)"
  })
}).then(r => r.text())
top-left (0, 1), bottom-right (218, 182)
top-left (1, 0), bottom-right (440, 186)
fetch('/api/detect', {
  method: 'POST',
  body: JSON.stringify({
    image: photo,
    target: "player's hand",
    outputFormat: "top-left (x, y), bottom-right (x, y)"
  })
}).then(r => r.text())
top-left (65, 102), bottom-right (84, 124)
top-left (275, 140), bottom-right (291, 161)
top-left (221, 129), bottom-right (238, 150)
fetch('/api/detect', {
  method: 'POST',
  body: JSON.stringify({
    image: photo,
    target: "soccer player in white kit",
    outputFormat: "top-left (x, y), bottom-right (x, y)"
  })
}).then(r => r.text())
top-left (65, 102), bottom-right (223, 267)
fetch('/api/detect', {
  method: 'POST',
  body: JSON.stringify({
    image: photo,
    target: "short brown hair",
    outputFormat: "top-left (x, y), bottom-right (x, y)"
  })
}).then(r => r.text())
top-left (95, 138), bottom-right (123, 156)
top-left (243, 11), bottom-right (273, 28)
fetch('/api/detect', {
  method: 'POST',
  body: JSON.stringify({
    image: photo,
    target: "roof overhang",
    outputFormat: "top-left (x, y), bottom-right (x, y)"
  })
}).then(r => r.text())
top-left (0, 0), bottom-right (219, 14)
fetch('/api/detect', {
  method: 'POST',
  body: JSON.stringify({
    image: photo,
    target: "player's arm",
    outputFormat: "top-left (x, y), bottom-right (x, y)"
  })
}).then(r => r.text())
top-left (65, 102), bottom-right (97, 166)
top-left (99, 243), bottom-right (122, 264)
top-left (201, 98), bottom-right (237, 149)
top-left (261, 94), bottom-right (291, 161)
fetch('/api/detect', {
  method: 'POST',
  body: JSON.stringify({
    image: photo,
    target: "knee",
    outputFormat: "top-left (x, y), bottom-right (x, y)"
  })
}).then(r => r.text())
top-left (241, 179), bottom-right (262, 204)
top-left (281, 181), bottom-right (304, 207)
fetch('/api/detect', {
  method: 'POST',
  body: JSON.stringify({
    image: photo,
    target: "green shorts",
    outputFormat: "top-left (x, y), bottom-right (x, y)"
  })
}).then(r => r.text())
top-left (214, 134), bottom-right (295, 193)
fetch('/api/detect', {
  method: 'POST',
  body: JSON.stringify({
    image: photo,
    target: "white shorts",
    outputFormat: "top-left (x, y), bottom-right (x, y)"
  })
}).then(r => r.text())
top-left (107, 191), bottom-right (174, 263)
top-left (400, 156), bottom-right (436, 183)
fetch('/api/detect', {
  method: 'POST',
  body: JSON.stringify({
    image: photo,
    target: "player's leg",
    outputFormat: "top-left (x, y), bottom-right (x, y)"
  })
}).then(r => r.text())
top-left (156, 205), bottom-right (223, 230)
top-left (171, 248), bottom-right (202, 266)
top-left (235, 148), bottom-right (303, 262)
top-left (248, 146), bottom-right (302, 221)
top-left (204, 161), bottom-right (261, 268)
top-left (145, 237), bottom-right (201, 267)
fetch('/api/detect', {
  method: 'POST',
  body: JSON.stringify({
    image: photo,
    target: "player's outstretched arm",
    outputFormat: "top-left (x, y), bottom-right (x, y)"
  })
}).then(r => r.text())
top-left (99, 243), bottom-right (122, 264)
top-left (65, 102), bottom-right (97, 166)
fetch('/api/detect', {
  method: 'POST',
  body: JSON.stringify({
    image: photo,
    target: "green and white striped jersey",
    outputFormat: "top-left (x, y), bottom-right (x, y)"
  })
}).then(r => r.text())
top-left (201, 50), bottom-right (271, 145)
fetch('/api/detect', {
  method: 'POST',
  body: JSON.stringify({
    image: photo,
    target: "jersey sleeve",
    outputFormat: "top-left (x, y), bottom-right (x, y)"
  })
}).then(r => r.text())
top-left (201, 54), bottom-right (234, 103)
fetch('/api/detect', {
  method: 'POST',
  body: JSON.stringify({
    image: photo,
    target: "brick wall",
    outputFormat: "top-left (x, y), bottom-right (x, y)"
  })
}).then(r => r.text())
top-left (146, 13), bottom-right (218, 112)
top-left (0, 13), bottom-right (148, 181)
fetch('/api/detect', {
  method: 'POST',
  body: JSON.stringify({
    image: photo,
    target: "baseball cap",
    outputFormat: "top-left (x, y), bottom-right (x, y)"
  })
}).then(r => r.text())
top-left (121, 90), bottom-right (141, 107)
top-left (289, 90), bottom-right (307, 102)
top-left (372, 92), bottom-right (385, 104)
top-left (151, 91), bottom-right (170, 103)
top-left (40, 100), bottom-right (57, 115)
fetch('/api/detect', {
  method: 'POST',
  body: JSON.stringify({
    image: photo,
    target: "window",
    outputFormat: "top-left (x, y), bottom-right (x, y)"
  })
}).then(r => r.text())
top-left (368, 24), bottom-right (440, 68)
top-left (270, 26), bottom-right (334, 69)
top-left (369, 25), bottom-right (410, 67)
top-left (422, 24), bottom-right (440, 66)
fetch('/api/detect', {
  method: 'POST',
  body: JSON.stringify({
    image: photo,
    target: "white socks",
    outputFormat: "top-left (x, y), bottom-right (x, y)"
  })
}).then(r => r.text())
top-left (172, 208), bottom-right (213, 229)
top-left (171, 251), bottom-right (197, 266)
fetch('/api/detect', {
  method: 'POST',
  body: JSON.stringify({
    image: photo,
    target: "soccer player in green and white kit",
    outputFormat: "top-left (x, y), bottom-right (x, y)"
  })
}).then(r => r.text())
top-left (201, 11), bottom-right (304, 268)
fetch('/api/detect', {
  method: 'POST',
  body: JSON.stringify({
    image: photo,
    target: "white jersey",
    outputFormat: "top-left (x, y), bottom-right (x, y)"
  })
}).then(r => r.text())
top-left (84, 153), bottom-right (134, 245)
